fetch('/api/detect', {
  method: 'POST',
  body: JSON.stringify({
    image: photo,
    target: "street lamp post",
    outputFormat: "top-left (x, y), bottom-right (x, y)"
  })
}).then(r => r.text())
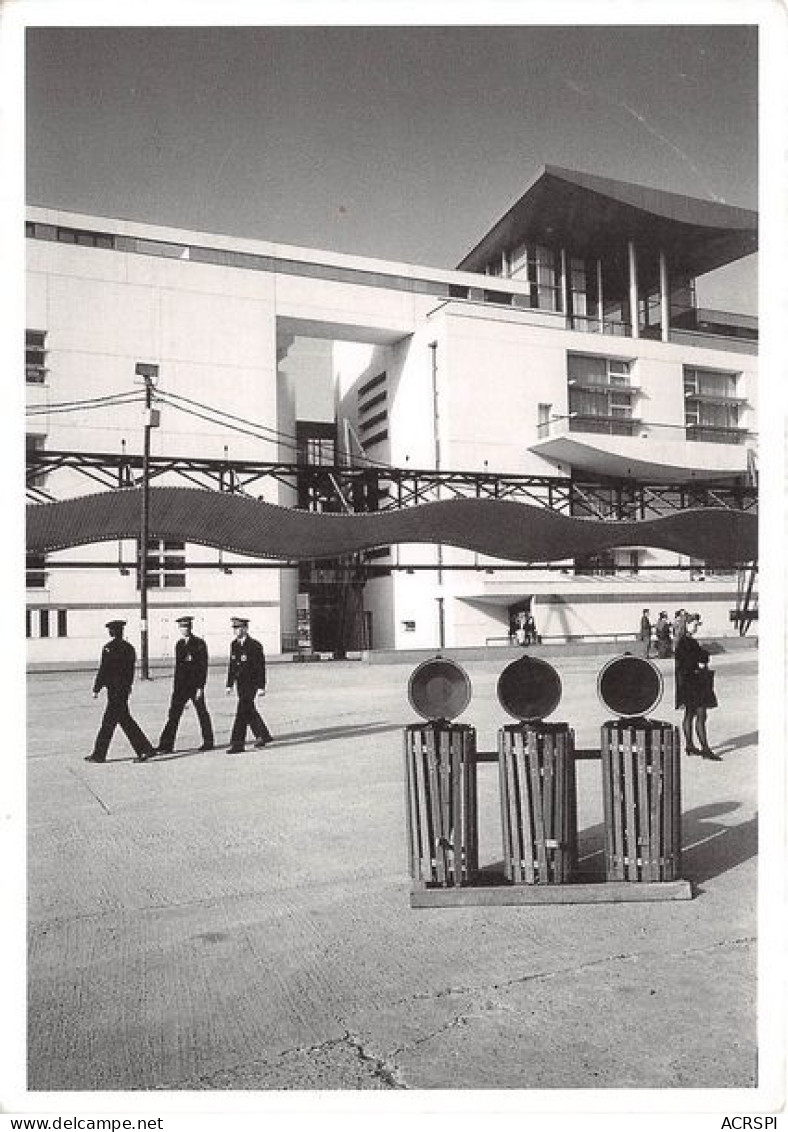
top-left (135, 362), bottom-right (160, 679)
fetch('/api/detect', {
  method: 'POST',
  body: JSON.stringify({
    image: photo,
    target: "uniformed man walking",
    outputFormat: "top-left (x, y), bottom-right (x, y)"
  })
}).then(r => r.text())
top-left (225, 616), bottom-right (273, 753)
top-left (155, 615), bottom-right (214, 754)
top-left (85, 620), bottom-right (155, 763)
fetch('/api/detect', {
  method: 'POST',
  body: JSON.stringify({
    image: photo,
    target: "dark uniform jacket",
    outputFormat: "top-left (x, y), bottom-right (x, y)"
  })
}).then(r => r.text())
top-left (173, 634), bottom-right (209, 693)
top-left (93, 638), bottom-right (136, 695)
top-left (226, 635), bottom-right (266, 694)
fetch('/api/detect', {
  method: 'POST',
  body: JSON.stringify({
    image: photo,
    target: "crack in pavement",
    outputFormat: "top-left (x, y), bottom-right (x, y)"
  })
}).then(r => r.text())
top-left (153, 1028), bottom-right (408, 1091)
top-left (382, 935), bottom-right (756, 1013)
top-left (66, 767), bottom-right (112, 815)
top-left (382, 937), bottom-right (755, 1063)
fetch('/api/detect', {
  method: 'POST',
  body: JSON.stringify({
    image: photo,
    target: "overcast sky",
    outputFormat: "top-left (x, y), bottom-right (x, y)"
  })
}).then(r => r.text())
top-left (26, 23), bottom-right (758, 310)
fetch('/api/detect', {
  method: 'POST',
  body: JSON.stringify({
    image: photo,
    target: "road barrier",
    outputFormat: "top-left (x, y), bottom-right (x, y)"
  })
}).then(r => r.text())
top-left (404, 658), bottom-right (478, 888)
top-left (598, 656), bottom-right (682, 882)
top-left (496, 657), bottom-right (577, 885)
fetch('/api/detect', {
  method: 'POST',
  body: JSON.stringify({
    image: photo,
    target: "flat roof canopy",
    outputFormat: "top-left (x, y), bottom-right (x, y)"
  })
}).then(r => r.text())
top-left (457, 165), bottom-right (758, 280)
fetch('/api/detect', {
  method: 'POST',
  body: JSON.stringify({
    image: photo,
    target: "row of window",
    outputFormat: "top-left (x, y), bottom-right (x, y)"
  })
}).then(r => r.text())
top-left (562, 355), bottom-right (745, 443)
top-left (26, 329), bottom-right (47, 383)
top-left (26, 541), bottom-right (186, 590)
top-left (357, 371), bottom-right (388, 450)
top-left (26, 608), bottom-right (68, 639)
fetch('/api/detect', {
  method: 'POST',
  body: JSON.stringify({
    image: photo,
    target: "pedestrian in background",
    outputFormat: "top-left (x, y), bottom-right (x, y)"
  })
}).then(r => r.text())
top-left (655, 611), bottom-right (673, 659)
top-left (674, 612), bottom-right (720, 759)
top-left (155, 615), bottom-right (214, 754)
top-left (673, 608), bottom-right (688, 647)
top-left (85, 620), bottom-right (155, 763)
top-left (225, 617), bottom-right (273, 754)
top-left (638, 608), bottom-right (653, 658)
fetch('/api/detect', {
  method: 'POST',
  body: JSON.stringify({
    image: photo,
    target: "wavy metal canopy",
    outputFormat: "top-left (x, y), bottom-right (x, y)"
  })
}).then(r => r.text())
top-left (26, 488), bottom-right (758, 564)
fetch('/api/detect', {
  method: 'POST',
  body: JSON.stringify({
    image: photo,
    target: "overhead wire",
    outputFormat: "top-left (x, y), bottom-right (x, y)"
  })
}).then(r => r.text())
top-left (158, 388), bottom-right (395, 469)
top-left (26, 395), bottom-right (145, 417)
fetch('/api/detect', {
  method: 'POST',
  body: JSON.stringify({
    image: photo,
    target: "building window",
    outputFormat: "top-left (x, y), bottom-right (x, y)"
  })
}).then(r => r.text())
top-left (26, 608), bottom-right (68, 639)
top-left (302, 436), bottom-right (335, 466)
top-left (139, 539), bottom-right (186, 589)
top-left (26, 434), bottom-right (47, 488)
top-left (528, 245), bottom-right (558, 310)
top-left (358, 373), bottom-right (388, 450)
top-left (574, 551), bottom-right (616, 576)
top-left (684, 367), bottom-right (745, 444)
top-left (55, 226), bottom-right (115, 249)
top-left (567, 355), bottom-right (638, 436)
top-left (26, 330), bottom-right (47, 383)
top-left (26, 553), bottom-right (47, 589)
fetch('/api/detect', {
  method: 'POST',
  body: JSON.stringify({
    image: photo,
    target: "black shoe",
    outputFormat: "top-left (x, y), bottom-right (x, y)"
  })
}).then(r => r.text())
top-left (702, 748), bottom-right (723, 761)
top-left (84, 754), bottom-right (105, 763)
top-left (154, 746), bottom-right (173, 755)
top-left (135, 748), bottom-right (155, 762)
top-left (198, 742), bottom-right (214, 752)
top-left (686, 745), bottom-right (703, 756)
top-left (226, 745), bottom-right (244, 754)
top-left (254, 737), bottom-right (272, 749)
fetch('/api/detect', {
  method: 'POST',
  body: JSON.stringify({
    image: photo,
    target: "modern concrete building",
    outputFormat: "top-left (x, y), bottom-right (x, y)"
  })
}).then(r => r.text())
top-left (25, 166), bottom-right (758, 663)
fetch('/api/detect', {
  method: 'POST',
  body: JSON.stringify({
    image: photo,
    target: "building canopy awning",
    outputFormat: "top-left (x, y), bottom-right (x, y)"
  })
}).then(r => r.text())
top-left (457, 165), bottom-right (758, 280)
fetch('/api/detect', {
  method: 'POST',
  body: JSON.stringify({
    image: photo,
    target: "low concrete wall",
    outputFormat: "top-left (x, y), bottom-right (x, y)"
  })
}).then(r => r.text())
top-left (26, 634), bottom-right (757, 674)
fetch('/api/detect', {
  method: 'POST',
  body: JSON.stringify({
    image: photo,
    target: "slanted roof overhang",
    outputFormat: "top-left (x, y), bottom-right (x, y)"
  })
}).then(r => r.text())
top-left (457, 165), bottom-right (758, 280)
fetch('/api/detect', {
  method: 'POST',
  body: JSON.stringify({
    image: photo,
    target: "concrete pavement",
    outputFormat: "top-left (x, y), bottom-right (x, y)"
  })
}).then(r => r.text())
top-left (27, 649), bottom-right (758, 1091)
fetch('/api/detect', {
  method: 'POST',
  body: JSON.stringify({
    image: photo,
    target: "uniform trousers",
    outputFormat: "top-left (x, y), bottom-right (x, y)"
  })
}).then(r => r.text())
top-left (92, 690), bottom-right (152, 760)
top-left (158, 688), bottom-right (214, 750)
top-left (230, 690), bottom-right (272, 746)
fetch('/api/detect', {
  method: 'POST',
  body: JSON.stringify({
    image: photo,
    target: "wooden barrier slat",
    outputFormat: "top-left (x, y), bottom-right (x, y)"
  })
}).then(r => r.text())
top-left (424, 728), bottom-right (445, 885)
top-left (543, 733), bottom-right (556, 882)
top-left (673, 727), bottom-right (682, 878)
top-left (519, 732), bottom-right (537, 884)
top-left (622, 729), bottom-right (639, 880)
top-left (637, 738), bottom-right (652, 882)
top-left (511, 733), bottom-right (523, 882)
top-left (451, 731), bottom-right (462, 885)
top-left (498, 730), bottom-right (512, 882)
top-left (553, 732), bottom-right (565, 882)
top-left (404, 732), bottom-right (417, 880)
top-left (528, 735), bottom-right (549, 883)
top-left (663, 727), bottom-right (673, 882)
top-left (600, 729), bottom-right (615, 879)
top-left (650, 729), bottom-right (663, 882)
top-left (610, 730), bottom-right (625, 880)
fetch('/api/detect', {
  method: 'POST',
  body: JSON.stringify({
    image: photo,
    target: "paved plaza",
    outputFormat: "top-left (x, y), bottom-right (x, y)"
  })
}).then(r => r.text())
top-left (27, 648), bottom-right (758, 1092)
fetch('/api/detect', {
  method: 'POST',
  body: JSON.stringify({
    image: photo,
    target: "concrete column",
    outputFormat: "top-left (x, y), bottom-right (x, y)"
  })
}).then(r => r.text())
top-left (627, 239), bottom-right (639, 339)
top-left (502, 250), bottom-right (509, 278)
top-left (560, 248), bottom-right (569, 324)
top-left (659, 248), bottom-right (670, 343)
top-left (596, 258), bottom-right (604, 329)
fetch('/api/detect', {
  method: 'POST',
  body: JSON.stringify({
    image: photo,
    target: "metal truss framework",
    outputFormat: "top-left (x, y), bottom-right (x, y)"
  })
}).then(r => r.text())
top-left (25, 448), bottom-right (759, 636)
top-left (26, 449), bottom-right (758, 518)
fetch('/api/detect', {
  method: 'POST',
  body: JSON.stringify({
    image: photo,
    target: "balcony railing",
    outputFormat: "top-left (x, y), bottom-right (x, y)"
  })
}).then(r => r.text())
top-left (685, 424), bottom-right (747, 446)
top-left (567, 415), bottom-right (640, 437)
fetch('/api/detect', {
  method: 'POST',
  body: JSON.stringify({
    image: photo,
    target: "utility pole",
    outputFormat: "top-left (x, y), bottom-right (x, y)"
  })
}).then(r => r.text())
top-left (135, 362), bottom-right (160, 679)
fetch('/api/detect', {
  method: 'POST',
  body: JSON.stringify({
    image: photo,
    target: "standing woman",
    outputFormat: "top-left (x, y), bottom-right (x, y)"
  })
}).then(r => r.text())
top-left (674, 613), bottom-right (720, 760)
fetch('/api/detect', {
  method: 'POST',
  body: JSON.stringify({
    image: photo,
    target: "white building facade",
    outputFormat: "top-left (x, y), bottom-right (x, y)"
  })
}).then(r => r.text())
top-left (26, 166), bottom-right (758, 663)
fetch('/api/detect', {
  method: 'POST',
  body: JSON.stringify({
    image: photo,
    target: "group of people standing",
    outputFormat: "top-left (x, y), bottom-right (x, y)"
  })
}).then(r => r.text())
top-left (638, 607), bottom-right (694, 660)
top-left (84, 615), bottom-right (273, 764)
top-left (639, 606), bottom-right (720, 761)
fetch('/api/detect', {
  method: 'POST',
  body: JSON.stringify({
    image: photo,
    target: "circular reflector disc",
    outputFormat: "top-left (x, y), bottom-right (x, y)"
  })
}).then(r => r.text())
top-left (497, 656), bottom-right (562, 721)
top-left (597, 655), bottom-right (663, 717)
top-left (407, 658), bottom-right (472, 721)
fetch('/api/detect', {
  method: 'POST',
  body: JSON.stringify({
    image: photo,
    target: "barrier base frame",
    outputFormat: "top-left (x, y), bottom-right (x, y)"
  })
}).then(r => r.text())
top-left (410, 875), bottom-right (692, 907)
